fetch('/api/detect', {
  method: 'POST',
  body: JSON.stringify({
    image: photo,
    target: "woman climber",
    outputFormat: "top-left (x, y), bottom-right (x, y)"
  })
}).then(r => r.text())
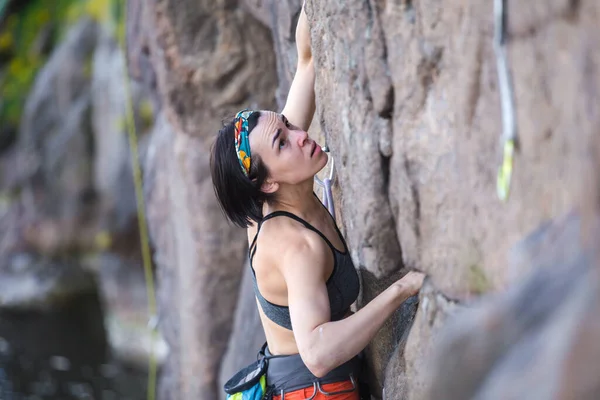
top-left (210, 4), bottom-right (425, 399)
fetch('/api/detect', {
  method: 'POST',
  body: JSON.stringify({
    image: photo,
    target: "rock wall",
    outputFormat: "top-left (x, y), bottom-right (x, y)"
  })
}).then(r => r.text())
top-left (128, 0), bottom-right (278, 399)
top-left (423, 210), bottom-right (600, 400)
top-left (304, 0), bottom-right (600, 396)
top-left (308, 0), bottom-right (598, 294)
top-left (129, 0), bottom-right (600, 399)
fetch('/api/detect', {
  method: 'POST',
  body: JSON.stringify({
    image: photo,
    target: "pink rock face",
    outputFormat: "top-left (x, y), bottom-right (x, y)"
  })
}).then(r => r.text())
top-left (131, 0), bottom-right (600, 399)
top-left (128, 1), bottom-right (278, 399)
top-left (423, 211), bottom-right (600, 400)
top-left (308, 0), bottom-right (599, 296)
top-left (305, 0), bottom-right (600, 396)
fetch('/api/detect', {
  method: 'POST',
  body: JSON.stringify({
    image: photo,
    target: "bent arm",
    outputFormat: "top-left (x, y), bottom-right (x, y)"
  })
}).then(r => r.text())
top-left (281, 4), bottom-right (315, 131)
top-left (282, 241), bottom-right (414, 378)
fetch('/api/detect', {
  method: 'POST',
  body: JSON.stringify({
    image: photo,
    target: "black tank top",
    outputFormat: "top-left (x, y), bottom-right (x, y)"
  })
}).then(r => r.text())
top-left (249, 206), bottom-right (360, 330)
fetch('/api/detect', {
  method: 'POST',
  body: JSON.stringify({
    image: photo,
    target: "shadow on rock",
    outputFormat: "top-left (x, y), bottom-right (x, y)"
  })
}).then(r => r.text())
top-left (423, 210), bottom-right (600, 400)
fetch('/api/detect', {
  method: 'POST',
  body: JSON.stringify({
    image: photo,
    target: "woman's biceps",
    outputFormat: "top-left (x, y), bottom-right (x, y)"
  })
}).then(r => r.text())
top-left (288, 288), bottom-right (331, 331)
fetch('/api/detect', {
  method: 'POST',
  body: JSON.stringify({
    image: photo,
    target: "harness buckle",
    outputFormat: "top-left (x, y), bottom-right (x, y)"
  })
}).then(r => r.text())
top-left (279, 374), bottom-right (356, 399)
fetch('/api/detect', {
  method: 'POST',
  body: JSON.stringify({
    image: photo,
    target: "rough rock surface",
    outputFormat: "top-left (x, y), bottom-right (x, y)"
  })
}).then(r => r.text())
top-left (306, 0), bottom-right (600, 397)
top-left (143, 110), bottom-right (252, 400)
top-left (242, 0), bottom-right (303, 108)
top-left (218, 260), bottom-right (266, 400)
top-left (131, 0), bottom-right (279, 398)
top-left (307, 0), bottom-right (599, 294)
top-left (423, 211), bottom-right (600, 400)
top-left (130, 0), bottom-right (600, 399)
top-left (400, 282), bottom-right (458, 399)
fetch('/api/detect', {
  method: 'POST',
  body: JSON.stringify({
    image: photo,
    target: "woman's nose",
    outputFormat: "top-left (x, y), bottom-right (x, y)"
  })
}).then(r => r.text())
top-left (296, 130), bottom-right (308, 146)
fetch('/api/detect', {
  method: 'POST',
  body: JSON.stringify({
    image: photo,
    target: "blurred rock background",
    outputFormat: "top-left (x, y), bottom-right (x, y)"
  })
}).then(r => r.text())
top-left (0, 1), bottom-right (163, 398)
top-left (1, 0), bottom-right (599, 399)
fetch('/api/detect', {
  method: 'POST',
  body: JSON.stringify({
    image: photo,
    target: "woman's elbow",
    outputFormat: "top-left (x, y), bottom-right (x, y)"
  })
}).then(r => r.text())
top-left (301, 351), bottom-right (332, 378)
top-left (296, 56), bottom-right (313, 75)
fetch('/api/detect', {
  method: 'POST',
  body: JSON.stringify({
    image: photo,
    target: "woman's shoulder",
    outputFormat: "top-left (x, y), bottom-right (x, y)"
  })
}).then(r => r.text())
top-left (256, 216), bottom-right (332, 284)
top-left (259, 215), bottom-right (329, 258)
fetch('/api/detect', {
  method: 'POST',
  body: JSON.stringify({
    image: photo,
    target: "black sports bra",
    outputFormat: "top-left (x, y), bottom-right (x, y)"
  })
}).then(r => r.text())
top-left (249, 207), bottom-right (360, 330)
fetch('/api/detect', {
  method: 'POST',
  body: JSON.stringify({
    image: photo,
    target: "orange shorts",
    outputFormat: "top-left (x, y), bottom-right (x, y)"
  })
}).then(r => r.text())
top-left (272, 379), bottom-right (359, 400)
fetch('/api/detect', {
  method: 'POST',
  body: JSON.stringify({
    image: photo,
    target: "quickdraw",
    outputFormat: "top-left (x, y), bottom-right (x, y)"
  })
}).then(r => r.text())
top-left (494, 0), bottom-right (518, 201)
top-left (314, 146), bottom-right (337, 221)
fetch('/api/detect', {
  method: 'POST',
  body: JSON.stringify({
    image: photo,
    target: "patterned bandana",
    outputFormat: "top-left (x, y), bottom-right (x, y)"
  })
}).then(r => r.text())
top-left (234, 110), bottom-right (253, 176)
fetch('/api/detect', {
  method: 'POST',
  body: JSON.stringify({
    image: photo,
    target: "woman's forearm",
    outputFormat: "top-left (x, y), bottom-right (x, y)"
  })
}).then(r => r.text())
top-left (301, 283), bottom-right (413, 377)
top-left (281, 4), bottom-right (315, 130)
top-left (296, 4), bottom-right (312, 63)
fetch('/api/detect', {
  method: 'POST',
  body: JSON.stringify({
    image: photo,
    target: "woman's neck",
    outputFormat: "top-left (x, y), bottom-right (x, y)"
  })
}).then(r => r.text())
top-left (264, 179), bottom-right (320, 219)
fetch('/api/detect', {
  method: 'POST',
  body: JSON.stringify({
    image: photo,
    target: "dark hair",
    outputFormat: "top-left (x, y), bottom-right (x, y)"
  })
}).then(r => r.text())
top-left (210, 111), bottom-right (274, 228)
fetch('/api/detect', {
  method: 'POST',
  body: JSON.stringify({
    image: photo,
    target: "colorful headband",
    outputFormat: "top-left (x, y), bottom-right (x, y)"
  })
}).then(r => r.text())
top-left (234, 110), bottom-right (253, 176)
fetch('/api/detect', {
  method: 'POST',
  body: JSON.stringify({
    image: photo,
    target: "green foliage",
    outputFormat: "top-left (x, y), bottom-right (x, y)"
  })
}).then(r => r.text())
top-left (0, 1), bottom-right (74, 129)
top-left (0, 0), bottom-right (124, 137)
top-left (67, 0), bottom-right (122, 30)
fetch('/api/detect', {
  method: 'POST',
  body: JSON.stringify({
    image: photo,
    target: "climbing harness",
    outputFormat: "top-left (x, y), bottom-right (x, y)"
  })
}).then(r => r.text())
top-left (494, 0), bottom-right (518, 201)
top-left (276, 375), bottom-right (357, 400)
top-left (120, 3), bottom-right (158, 400)
top-left (314, 146), bottom-right (337, 221)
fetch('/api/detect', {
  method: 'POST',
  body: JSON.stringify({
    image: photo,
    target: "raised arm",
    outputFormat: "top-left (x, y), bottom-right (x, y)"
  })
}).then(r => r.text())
top-left (281, 4), bottom-right (315, 131)
top-left (281, 238), bottom-right (424, 378)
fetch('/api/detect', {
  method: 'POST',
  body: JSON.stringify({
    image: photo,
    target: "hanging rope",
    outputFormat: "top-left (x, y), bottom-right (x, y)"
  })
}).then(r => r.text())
top-left (119, 1), bottom-right (158, 399)
top-left (494, 0), bottom-right (518, 201)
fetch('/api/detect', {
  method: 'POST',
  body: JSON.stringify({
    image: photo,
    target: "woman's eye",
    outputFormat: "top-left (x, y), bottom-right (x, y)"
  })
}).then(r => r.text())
top-left (285, 120), bottom-right (292, 128)
top-left (278, 139), bottom-right (286, 149)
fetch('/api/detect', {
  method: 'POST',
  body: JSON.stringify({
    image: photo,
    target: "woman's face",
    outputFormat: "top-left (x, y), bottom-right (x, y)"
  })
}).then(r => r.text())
top-left (249, 111), bottom-right (328, 188)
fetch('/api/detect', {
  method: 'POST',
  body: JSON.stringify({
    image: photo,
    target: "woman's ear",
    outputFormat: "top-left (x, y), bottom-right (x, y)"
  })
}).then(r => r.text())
top-left (261, 178), bottom-right (279, 194)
